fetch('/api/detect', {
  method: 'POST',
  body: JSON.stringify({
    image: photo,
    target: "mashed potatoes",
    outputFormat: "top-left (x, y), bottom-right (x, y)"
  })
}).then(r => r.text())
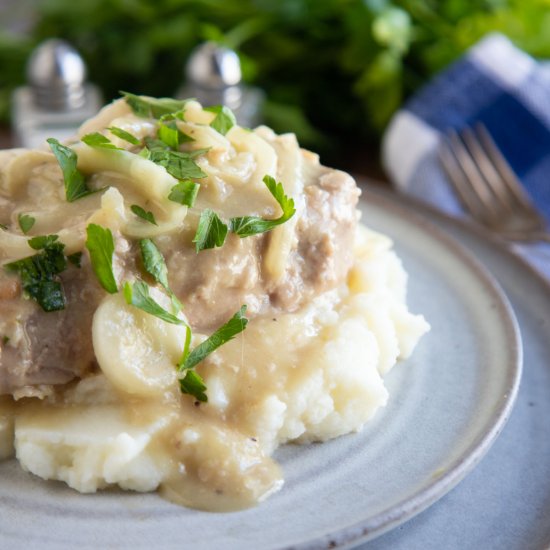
top-left (0, 94), bottom-right (429, 511)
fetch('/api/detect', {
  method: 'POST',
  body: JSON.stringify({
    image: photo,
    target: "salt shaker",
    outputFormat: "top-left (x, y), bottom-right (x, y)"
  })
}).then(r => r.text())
top-left (11, 39), bottom-right (103, 149)
top-left (177, 41), bottom-right (264, 128)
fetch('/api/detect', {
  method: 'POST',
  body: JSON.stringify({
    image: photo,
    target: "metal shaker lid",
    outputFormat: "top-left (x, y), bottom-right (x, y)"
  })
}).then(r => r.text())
top-left (27, 39), bottom-right (87, 110)
top-left (184, 41), bottom-right (243, 109)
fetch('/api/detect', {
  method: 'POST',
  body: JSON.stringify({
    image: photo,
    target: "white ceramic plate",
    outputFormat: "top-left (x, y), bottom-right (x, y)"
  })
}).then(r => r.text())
top-left (363, 185), bottom-right (550, 550)
top-left (0, 191), bottom-right (521, 549)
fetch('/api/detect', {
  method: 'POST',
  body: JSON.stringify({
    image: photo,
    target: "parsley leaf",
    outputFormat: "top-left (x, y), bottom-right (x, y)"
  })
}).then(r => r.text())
top-left (18, 213), bottom-right (35, 234)
top-left (108, 126), bottom-right (141, 145)
top-left (0, 223), bottom-right (7, 230)
top-left (139, 239), bottom-right (170, 291)
top-left (85, 224), bottom-right (117, 293)
top-left (158, 118), bottom-right (194, 149)
top-left (122, 92), bottom-right (188, 118)
top-left (148, 149), bottom-right (207, 180)
top-left (181, 305), bottom-right (248, 370)
top-left (29, 234), bottom-right (60, 250)
top-left (47, 138), bottom-right (92, 202)
top-left (5, 235), bottom-right (67, 312)
top-left (179, 370), bottom-right (208, 402)
top-left (67, 252), bottom-right (83, 267)
top-left (130, 204), bottom-right (158, 225)
top-left (177, 305), bottom-right (248, 401)
top-left (204, 105), bottom-right (237, 136)
top-left (230, 175), bottom-right (296, 237)
top-left (193, 209), bottom-right (229, 252)
top-left (139, 238), bottom-right (183, 312)
top-left (81, 132), bottom-right (121, 150)
top-left (168, 180), bottom-right (200, 207)
top-left (143, 137), bottom-right (169, 153)
top-left (123, 280), bottom-right (185, 325)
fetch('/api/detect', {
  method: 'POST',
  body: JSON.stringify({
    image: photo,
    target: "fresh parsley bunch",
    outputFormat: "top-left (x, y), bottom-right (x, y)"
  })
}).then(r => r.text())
top-left (2, 0), bottom-right (550, 159)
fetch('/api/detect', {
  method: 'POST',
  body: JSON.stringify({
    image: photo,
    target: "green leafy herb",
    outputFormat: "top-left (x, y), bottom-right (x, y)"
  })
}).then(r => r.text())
top-left (179, 370), bottom-right (208, 402)
top-left (28, 234), bottom-right (60, 250)
top-left (123, 280), bottom-right (185, 325)
top-left (181, 305), bottom-right (248, 370)
top-left (158, 118), bottom-right (194, 149)
top-left (47, 138), bottom-right (92, 202)
top-left (81, 132), bottom-right (121, 150)
top-left (139, 239), bottom-right (170, 291)
top-left (193, 209), bottom-right (229, 252)
top-left (5, 235), bottom-right (67, 312)
top-left (191, 176), bottom-right (294, 252)
top-left (122, 92), bottom-right (188, 118)
top-left (85, 224), bottom-right (117, 293)
top-left (0, 223), bottom-right (7, 230)
top-left (143, 137), bottom-right (169, 153)
top-left (230, 175), bottom-right (295, 237)
top-left (108, 126), bottom-right (141, 145)
top-left (130, 204), bottom-right (158, 225)
top-left (139, 238), bottom-right (183, 312)
top-left (18, 213), bottom-right (35, 234)
top-left (177, 305), bottom-right (248, 401)
top-left (148, 149), bottom-right (207, 180)
top-left (204, 105), bottom-right (237, 136)
top-left (168, 180), bottom-right (200, 207)
top-left (67, 251), bottom-right (83, 267)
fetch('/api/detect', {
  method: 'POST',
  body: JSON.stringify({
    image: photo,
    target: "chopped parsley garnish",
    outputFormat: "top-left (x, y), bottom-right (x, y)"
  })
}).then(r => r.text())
top-left (47, 138), bottom-right (92, 202)
top-left (192, 176), bottom-right (295, 251)
top-left (193, 209), bottom-right (229, 252)
top-left (108, 126), bottom-right (141, 145)
top-left (67, 251), bottom-right (83, 268)
top-left (18, 213), bottom-right (35, 234)
top-left (81, 132), bottom-right (122, 150)
top-left (158, 116), bottom-right (194, 149)
top-left (0, 223), bottom-right (6, 230)
top-left (177, 305), bottom-right (248, 401)
top-left (131, 205), bottom-right (158, 225)
top-left (204, 105), bottom-right (237, 136)
top-left (143, 137), bottom-right (169, 153)
top-left (139, 239), bottom-right (170, 292)
top-left (147, 149), bottom-right (207, 180)
top-left (229, 175), bottom-right (296, 237)
top-left (122, 92), bottom-right (188, 119)
top-left (123, 280), bottom-right (184, 325)
top-left (28, 234), bottom-right (60, 250)
top-left (139, 238), bottom-right (183, 313)
top-left (5, 234), bottom-right (67, 312)
top-left (85, 224), bottom-right (117, 294)
top-left (168, 180), bottom-right (200, 207)
top-left (179, 369), bottom-right (208, 403)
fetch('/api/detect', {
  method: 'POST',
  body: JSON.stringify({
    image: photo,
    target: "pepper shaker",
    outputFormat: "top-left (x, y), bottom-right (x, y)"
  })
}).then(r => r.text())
top-left (11, 39), bottom-right (103, 149)
top-left (178, 41), bottom-right (264, 128)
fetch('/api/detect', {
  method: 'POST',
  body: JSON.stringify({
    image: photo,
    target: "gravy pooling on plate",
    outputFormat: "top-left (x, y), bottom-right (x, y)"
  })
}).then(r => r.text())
top-left (0, 94), bottom-right (429, 510)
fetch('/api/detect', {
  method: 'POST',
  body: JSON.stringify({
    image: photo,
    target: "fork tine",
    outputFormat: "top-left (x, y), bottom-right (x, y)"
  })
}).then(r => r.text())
top-left (446, 129), bottom-right (500, 220)
top-left (438, 136), bottom-right (496, 224)
top-left (475, 124), bottom-right (541, 218)
top-left (460, 127), bottom-right (513, 214)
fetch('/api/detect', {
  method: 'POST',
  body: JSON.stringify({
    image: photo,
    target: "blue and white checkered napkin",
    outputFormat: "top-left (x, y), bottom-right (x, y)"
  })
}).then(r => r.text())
top-left (382, 33), bottom-right (550, 278)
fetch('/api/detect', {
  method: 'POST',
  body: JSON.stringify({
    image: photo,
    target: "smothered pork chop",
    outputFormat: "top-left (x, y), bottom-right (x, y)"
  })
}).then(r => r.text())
top-left (0, 94), bottom-right (429, 510)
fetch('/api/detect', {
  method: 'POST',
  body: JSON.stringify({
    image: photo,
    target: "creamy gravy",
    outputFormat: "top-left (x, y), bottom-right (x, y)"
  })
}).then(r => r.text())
top-left (0, 95), bottom-right (429, 511)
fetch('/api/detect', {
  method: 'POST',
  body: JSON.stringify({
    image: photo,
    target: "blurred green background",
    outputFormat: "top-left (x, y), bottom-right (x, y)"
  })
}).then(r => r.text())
top-left (1, 0), bottom-right (549, 165)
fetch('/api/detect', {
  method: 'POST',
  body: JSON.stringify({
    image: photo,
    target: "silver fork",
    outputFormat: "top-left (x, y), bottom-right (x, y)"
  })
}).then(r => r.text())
top-left (438, 124), bottom-right (550, 243)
